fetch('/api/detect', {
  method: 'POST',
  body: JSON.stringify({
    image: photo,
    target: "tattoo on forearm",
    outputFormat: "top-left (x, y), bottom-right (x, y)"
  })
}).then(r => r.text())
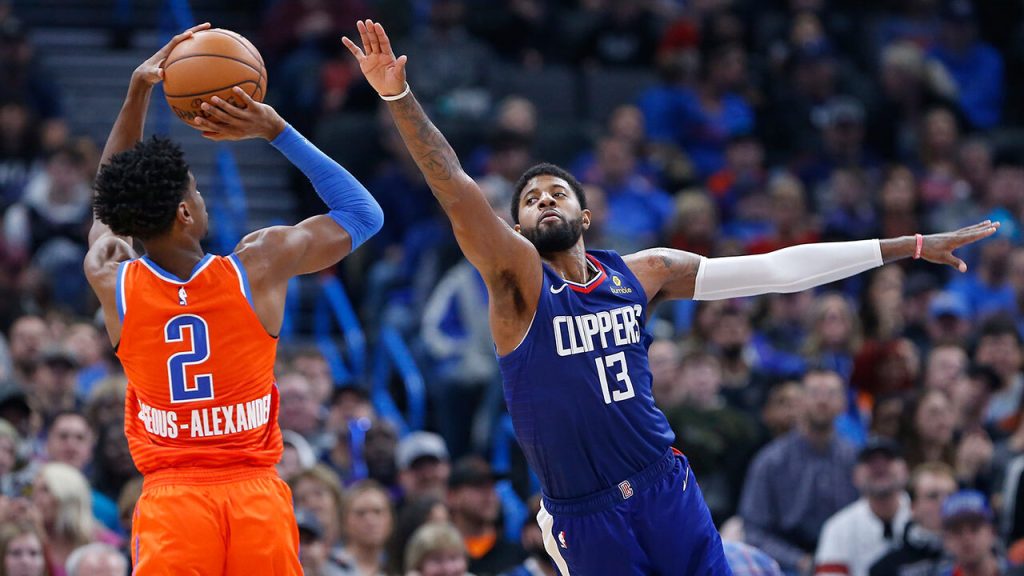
top-left (388, 95), bottom-right (459, 185)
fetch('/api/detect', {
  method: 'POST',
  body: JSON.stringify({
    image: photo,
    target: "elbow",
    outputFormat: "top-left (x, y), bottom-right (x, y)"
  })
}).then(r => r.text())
top-left (363, 198), bottom-right (384, 239)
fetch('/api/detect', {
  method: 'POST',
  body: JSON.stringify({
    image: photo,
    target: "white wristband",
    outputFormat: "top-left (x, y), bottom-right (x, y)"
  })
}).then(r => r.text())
top-left (380, 83), bottom-right (410, 101)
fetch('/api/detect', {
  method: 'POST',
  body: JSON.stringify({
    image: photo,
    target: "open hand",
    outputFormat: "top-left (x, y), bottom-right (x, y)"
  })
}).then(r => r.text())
top-left (133, 22), bottom-right (211, 86)
top-left (342, 19), bottom-right (407, 97)
top-left (922, 220), bottom-right (1000, 272)
top-left (193, 87), bottom-right (286, 141)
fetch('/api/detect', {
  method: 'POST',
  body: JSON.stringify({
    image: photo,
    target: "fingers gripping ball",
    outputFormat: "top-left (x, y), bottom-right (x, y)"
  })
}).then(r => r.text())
top-left (163, 29), bottom-right (266, 125)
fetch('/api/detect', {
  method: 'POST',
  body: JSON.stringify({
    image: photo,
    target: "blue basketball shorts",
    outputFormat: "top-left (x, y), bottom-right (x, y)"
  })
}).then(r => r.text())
top-left (537, 450), bottom-right (733, 576)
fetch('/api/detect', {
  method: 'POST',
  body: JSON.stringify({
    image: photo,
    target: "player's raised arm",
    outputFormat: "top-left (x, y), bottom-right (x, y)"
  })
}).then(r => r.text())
top-left (194, 87), bottom-right (383, 278)
top-left (89, 22), bottom-right (210, 248)
top-left (625, 222), bottom-right (1000, 304)
top-left (342, 20), bottom-right (540, 286)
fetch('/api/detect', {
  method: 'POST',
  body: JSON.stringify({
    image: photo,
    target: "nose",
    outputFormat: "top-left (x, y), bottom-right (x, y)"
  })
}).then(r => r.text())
top-left (537, 192), bottom-right (556, 208)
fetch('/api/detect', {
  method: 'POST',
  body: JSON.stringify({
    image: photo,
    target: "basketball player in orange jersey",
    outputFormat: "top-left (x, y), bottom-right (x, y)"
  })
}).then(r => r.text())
top-left (83, 23), bottom-right (383, 575)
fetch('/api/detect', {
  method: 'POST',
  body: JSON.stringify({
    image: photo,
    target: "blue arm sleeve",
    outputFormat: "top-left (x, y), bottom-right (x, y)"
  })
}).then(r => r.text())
top-left (270, 124), bottom-right (384, 251)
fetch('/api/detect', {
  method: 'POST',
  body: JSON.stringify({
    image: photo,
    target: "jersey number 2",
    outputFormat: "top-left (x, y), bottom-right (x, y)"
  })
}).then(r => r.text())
top-left (165, 314), bottom-right (214, 403)
top-left (595, 351), bottom-right (635, 404)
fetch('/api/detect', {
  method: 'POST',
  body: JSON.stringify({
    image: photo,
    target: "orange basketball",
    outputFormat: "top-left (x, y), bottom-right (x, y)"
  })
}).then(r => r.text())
top-left (162, 28), bottom-right (267, 125)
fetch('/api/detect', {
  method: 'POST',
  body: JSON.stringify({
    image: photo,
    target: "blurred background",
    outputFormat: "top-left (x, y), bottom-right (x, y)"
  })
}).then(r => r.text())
top-left (1, 0), bottom-right (1024, 575)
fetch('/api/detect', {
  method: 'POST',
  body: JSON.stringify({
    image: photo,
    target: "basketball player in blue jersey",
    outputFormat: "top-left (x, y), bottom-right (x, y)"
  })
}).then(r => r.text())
top-left (344, 20), bottom-right (998, 576)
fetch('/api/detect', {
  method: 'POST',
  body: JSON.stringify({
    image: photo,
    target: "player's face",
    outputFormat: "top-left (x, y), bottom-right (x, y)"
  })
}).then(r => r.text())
top-left (3, 533), bottom-right (45, 576)
top-left (515, 175), bottom-right (590, 254)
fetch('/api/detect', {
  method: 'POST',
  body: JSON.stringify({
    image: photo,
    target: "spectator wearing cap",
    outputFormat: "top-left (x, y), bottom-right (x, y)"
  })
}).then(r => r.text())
top-left (278, 429), bottom-right (317, 481)
top-left (447, 456), bottom-right (524, 575)
top-left (797, 95), bottom-right (879, 195)
top-left (296, 507), bottom-right (347, 576)
top-left (0, 383), bottom-right (33, 443)
top-left (926, 292), bottom-right (973, 348)
top-left (869, 462), bottom-right (958, 576)
top-left (397, 432), bottom-right (452, 505)
top-left (740, 369), bottom-right (858, 575)
top-left (929, 0), bottom-right (1004, 129)
top-left (936, 490), bottom-right (1008, 576)
top-left (814, 438), bottom-right (912, 576)
top-left (27, 346), bottom-right (79, 427)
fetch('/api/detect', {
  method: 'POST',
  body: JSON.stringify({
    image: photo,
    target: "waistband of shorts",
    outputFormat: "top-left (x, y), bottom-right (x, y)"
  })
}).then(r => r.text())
top-left (542, 448), bottom-right (680, 516)
top-left (143, 465), bottom-right (278, 488)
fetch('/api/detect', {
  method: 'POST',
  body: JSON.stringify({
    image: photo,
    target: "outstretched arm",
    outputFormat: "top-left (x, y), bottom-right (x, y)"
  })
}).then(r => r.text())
top-left (626, 222), bottom-right (1000, 304)
top-left (195, 88), bottom-right (383, 278)
top-left (89, 22), bottom-right (210, 248)
top-left (342, 20), bottom-right (540, 287)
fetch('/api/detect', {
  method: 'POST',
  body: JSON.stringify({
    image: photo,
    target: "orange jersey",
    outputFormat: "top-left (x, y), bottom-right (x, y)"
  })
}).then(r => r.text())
top-left (116, 253), bottom-right (282, 475)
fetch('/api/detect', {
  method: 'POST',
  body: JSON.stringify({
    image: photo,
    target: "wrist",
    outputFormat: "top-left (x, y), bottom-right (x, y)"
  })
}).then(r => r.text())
top-left (380, 83), bottom-right (410, 101)
top-left (264, 116), bottom-right (287, 141)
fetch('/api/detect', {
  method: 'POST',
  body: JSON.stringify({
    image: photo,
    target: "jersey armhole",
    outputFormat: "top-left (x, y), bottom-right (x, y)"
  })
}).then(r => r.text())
top-left (115, 260), bottom-right (129, 322)
top-left (227, 253), bottom-right (256, 312)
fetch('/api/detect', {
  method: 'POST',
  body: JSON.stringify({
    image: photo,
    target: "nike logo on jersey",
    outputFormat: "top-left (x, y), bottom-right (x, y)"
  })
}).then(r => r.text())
top-left (550, 283), bottom-right (568, 294)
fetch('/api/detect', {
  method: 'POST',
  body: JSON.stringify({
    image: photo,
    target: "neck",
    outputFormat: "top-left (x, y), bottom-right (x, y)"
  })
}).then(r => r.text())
top-left (801, 422), bottom-right (834, 446)
top-left (961, 555), bottom-right (999, 576)
top-left (868, 493), bottom-right (902, 522)
top-left (452, 515), bottom-right (492, 538)
top-left (542, 241), bottom-right (590, 284)
top-left (142, 237), bottom-right (205, 280)
top-left (349, 543), bottom-right (381, 573)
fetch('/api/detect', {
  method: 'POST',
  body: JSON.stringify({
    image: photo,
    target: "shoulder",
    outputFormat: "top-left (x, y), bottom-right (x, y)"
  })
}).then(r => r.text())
top-left (84, 236), bottom-right (135, 281)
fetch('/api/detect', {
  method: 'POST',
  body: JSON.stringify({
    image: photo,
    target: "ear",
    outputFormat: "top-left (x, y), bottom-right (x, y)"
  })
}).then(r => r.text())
top-left (177, 201), bottom-right (192, 225)
top-left (582, 209), bottom-right (592, 231)
top-left (514, 223), bottom-right (522, 234)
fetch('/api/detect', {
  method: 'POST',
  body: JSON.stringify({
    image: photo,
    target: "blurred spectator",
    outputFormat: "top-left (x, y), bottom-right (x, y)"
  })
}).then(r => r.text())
top-left (923, 345), bottom-right (968, 396)
top-left (797, 96), bottom-right (879, 195)
top-left (404, 522), bottom-right (471, 576)
top-left (261, 0), bottom-right (367, 65)
top-left (279, 429), bottom-right (317, 480)
top-left (31, 462), bottom-right (118, 576)
top-left (296, 507), bottom-right (347, 576)
top-left (667, 190), bottom-right (719, 257)
top-left (335, 481), bottom-right (393, 576)
top-left (802, 293), bottom-right (862, 381)
top-left (60, 323), bottom-right (109, 400)
top-left (872, 394), bottom-right (908, 441)
top-left (0, 520), bottom-right (48, 576)
top-left (26, 347), bottom-right (79, 426)
top-left (925, 292), bottom-right (973, 349)
top-left (291, 465), bottom-right (347, 557)
top-left (740, 369), bottom-right (859, 574)
top-left (278, 371), bottom-right (326, 446)
top-left (869, 462), bottom-right (958, 576)
top-left (929, 0), bottom-right (1005, 129)
top-left (446, 456), bottom-right (524, 575)
top-left (820, 168), bottom-right (877, 243)
top-left (421, 261), bottom-right (500, 458)
top-left (954, 364), bottom-right (999, 435)
top-left (649, 338), bottom-right (683, 409)
top-left (64, 542), bottom-right (125, 576)
top-left (7, 315), bottom-right (48, 385)
top-left (587, 136), bottom-right (672, 252)
top-left (363, 420), bottom-right (400, 490)
top-left (640, 40), bottom-right (753, 180)
top-left (746, 173), bottom-right (821, 255)
top-left (402, 0), bottom-right (492, 118)
top-left (899, 390), bottom-right (956, 471)
top-left (973, 317), bottom-right (1023, 426)
top-left (498, 494), bottom-right (554, 576)
top-left (387, 496), bottom-right (450, 576)
top-left (44, 412), bottom-right (92, 471)
top-left (937, 490), bottom-right (1008, 575)
top-left (759, 381), bottom-right (804, 442)
top-left (0, 16), bottom-right (65, 152)
top-left (291, 347), bottom-right (336, 409)
top-left (814, 438), bottom-right (911, 576)
top-left (397, 432), bottom-right (451, 505)
top-left (574, 3), bottom-right (658, 68)
top-left (469, 0), bottom-right (560, 67)
top-left (664, 351), bottom-right (759, 525)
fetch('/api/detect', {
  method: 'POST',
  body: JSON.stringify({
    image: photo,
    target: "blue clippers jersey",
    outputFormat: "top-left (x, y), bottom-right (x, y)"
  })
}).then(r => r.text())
top-left (497, 250), bottom-right (675, 500)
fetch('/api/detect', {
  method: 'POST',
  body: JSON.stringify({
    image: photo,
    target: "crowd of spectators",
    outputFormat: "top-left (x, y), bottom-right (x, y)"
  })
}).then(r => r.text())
top-left (2, 0), bottom-right (1024, 575)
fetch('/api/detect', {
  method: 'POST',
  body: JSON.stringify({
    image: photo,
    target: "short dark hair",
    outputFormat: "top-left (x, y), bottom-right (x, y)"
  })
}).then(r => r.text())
top-left (510, 163), bottom-right (586, 224)
top-left (93, 136), bottom-right (190, 240)
top-left (976, 316), bottom-right (1023, 348)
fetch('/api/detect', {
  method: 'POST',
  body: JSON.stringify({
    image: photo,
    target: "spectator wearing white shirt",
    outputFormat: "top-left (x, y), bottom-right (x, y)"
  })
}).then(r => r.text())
top-left (815, 438), bottom-right (912, 576)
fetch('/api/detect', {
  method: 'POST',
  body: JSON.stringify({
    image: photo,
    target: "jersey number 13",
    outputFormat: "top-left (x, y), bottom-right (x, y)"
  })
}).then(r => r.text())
top-left (595, 351), bottom-right (635, 404)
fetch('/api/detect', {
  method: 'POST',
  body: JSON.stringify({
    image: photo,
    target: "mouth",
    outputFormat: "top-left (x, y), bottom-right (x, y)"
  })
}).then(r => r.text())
top-left (540, 211), bottom-right (563, 224)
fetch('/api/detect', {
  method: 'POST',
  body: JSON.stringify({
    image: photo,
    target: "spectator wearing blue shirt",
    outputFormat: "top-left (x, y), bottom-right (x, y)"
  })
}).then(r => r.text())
top-left (639, 40), bottom-right (753, 179)
top-left (929, 0), bottom-right (1005, 129)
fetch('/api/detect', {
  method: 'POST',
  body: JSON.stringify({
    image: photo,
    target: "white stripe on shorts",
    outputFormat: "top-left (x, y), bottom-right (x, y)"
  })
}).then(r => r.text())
top-left (538, 502), bottom-right (571, 576)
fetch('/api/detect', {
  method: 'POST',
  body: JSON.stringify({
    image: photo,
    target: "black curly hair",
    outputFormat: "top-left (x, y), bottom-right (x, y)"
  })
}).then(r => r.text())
top-left (510, 163), bottom-right (587, 225)
top-left (93, 136), bottom-right (191, 240)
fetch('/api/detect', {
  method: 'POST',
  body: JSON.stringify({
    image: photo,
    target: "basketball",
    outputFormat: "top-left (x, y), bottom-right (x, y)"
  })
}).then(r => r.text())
top-left (162, 28), bottom-right (266, 125)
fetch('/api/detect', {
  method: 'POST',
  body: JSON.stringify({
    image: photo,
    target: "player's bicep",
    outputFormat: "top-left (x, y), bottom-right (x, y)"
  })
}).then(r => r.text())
top-left (238, 215), bottom-right (353, 279)
top-left (624, 248), bottom-right (703, 303)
